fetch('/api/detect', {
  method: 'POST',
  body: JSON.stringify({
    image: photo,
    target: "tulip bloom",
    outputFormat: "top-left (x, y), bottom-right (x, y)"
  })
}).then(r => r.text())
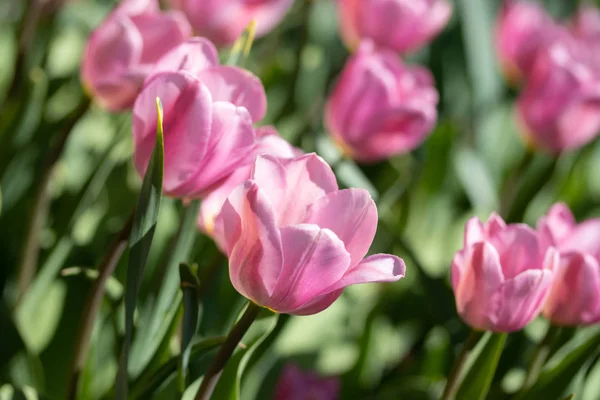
top-left (516, 36), bottom-right (600, 153)
top-left (274, 364), bottom-right (340, 400)
top-left (538, 203), bottom-right (600, 326)
top-left (81, 0), bottom-right (190, 111)
top-left (168, 0), bottom-right (294, 46)
top-left (325, 42), bottom-right (438, 163)
top-left (451, 213), bottom-right (556, 332)
top-left (495, 0), bottom-right (558, 82)
top-left (338, 0), bottom-right (452, 54)
top-left (218, 154), bottom-right (406, 315)
top-left (198, 126), bottom-right (299, 250)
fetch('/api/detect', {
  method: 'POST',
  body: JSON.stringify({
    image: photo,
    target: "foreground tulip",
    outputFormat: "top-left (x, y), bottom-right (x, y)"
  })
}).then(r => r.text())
top-left (516, 36), bottom-right (600, 152)
top-left (274, 364), bottom-right (340, 400)
top-left (451, 213), bottom-right (556, 332)
top-left (338, 0), bottom-right (452, 54)
top-left (495, 0), bottom-right (558, 82)
top-left (133, 69), bottom-right (264, 197)
top-left (198, 126), bottom-right (299, 250)
top-left (538, 203), bottom-right (600, 326)
top-left (218, 154), bottom-right (405, 315)
top-left (325, 42), bottom-right (438, 163)
top-left (168, 0), bottom-right (294, 46)
top-left (81, 0), bottom-right (190, 111)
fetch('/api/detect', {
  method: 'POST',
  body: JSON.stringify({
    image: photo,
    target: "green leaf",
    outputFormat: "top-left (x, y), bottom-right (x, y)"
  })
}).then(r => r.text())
top-left (178, 263), bottom-right (200, 392)
top-left (130, 337), bottom-right (226, 400)
top-left (455, 332), bottom-right (507, 400)
top-left (0, 384), bottom-right (49, 400)
top-left (517, 329), bottom-right (600, 400)
top-left (115, 98), bottom-right (164, 399)
top-left (226, 21), bottom-right (256, 67)
top-left (209, 310), bottom-right (279, 400)
top-left (0, 303), bottom-right (27, 373)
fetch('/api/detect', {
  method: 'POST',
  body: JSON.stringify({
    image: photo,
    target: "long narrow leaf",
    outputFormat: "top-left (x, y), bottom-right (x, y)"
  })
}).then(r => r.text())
top-left (115, 98), bottom-right (164, 400)
top-left (178, 263), bottom-right (200, 392)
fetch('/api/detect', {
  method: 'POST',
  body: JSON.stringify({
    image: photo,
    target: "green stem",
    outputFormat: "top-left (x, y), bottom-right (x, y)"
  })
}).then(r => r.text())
top-left (441, 330), bottom-right (483, 400)
top-left (66, 214), bottom-right (134, 400)
top-left (194, 302), bottom-right (262, 400)
top-left (522, 324), bottom-right (562, 391)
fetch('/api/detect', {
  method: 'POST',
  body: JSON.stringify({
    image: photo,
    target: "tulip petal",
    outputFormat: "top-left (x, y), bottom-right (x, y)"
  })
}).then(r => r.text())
top-left (560, 218), bottom-right (600, 261)
top-left (543, 252), bottom-right (600, 326)
top-left (221, 180), bottom-right (283, 305)
top-left (488, 224), bottom-right (541, 279)
top-left (333, 254), bottom-right (406, 289)
top-left (153, 37), bottom-right (219, 77)
top-left (198, 66), bottom-right (267, 122)
top-left (131, 12), bottom-right (191, 64)
top-left (269, 224), bottom-right (351, 313)
top-left (494, 269), bottom-right (553, 331)
top-left (289, 289), bottom-right (344, 316)
top-left (251, 155), bottom-right (288, 214)
top-left (305, 188), bottom-right (378, 266)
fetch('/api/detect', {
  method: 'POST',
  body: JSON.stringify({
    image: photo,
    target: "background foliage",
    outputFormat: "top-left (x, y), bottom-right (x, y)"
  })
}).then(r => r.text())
top-left (2, 0), bottom-right (600, 399)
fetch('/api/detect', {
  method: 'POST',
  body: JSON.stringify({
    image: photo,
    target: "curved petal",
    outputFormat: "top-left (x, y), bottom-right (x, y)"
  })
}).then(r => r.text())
top-left (250, 155), bottom-right (288, 214)
top-left (255, 126), bottom-right (300, 158)
top-left (131, 11), bottom-right (191, 64)
top-left (488, 223), bottom-right (542, 279)
top-left (268, 224), bottom-right (351, 313)
top-left (561, 218), bottom-right (600, 261)
top-left (333, 254), bottom-right (405, 289)
top-left (453, 242), bottom-right (505, 331)
top-left (304, 188), bottom-right (378, 266)
top-left (197, 66), bottom-right (267, 122)
top-left (132, 71), bottom-right (213, 195)
top-left (221, 180), bottom-right (283, 305)
top-left (152, 37), bottom-right (219, 78)
top-left (537, 202), bottom-right (576, 249)
top-left (464, 217), bottom-right (485, 247)
top-left (493, 269), bottom-right (554, 332)
top-left (289, 289), bottom-right (344, 316)
top-left (543, 252), bottom-right (600, 326)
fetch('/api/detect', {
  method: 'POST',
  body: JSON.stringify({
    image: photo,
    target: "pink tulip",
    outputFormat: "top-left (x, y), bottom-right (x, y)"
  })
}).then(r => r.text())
top-left (338, 0), bottom-right (452, 54)
top-left (274, 364), bottom-right (340, 400)
top-left (495, 0), bottom-right (559, 83)
top-left (81, 0), bottom-right (190, 112)
top-left (451, 213), bottom-right (556, 332)
top-left (516, 35), bottom-right (600, 152)
top-left (168, 0), bottom-right (294, 46)
top-left (570, 5), bottom-right (600, 43)
top-left (325, 41), bottom-right (438, 163)
top-left (218, 153), bottom-right (406, 315)
top-left (198, 126), bottom-right (300, 250)
top-left (538, 203), bottom-right (600, 326)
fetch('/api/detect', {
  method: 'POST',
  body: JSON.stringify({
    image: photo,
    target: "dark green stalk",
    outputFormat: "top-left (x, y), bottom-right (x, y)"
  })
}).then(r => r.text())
top-left (441, 330), bottom-right (483, 400)
top-left (521, 324), bottom-right (562, 391)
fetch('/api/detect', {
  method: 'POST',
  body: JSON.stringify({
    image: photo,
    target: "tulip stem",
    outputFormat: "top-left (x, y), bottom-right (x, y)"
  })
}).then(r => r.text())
top-left (441, 329), bottom-right (482, 400)
top-left (194, 301), bottom-right (262, 400)
top-left (522, 324), bottom-right (561, 391)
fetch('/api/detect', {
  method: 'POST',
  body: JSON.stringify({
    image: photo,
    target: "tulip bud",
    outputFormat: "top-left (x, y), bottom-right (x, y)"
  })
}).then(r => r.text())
top-left (218, 154), bottom-right (405, 315)
top-left (168, 0), bottom-right (294, 46)
top-left (81, 0), bottom-right (190, 111)
top-left (516, 36), bottom-right (600, 153)
top-left (274, 364), bottom-right (340, 400)
top-left (451, 213), bottom-right (556, 332)
top-left (325, 41), bottom-right (438, 163)
top-left (338, 0), bottom-right (452, 54)
top-left (538, 203), bottom-right (600, 326)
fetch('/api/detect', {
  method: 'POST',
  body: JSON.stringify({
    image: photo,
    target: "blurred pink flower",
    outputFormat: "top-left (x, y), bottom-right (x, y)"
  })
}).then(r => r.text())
top-left (218, 154), bottom-right (406, 315)
top-left (274, 364), bottom-right (340, 400)
top-left (570, 5), bottom-right (600, 43)
top-left (538, 203), bottom-right (600, 326)
top-left (325, 41), bottom-right (438, 163)
top-left (516, 35), bottom-right (600, 152)
top-left (81, 0), bottom-right (190, 112)
top-left (338, 0), bottom-right (452, 54)
top-left (495, 0), bottom-right (559, 83)
top-left (168, 0), bottom-right (294, 46)
top-left (198, 126), bottom-right (300, 250)
top-left (451, 213), bottom-right (556, 332)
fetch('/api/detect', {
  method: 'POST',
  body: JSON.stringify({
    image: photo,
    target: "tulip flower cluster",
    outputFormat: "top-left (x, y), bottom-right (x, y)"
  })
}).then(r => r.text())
top-left (325, 0), bottom-right (451, 163)
top-left (496, 1), bottom-right (600, 153)
top-left (452, 204), bottom-right (600, 332)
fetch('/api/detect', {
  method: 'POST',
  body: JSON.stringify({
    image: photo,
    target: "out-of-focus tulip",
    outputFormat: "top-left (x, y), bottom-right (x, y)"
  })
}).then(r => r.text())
top-left (198, 126), bottom-right (299, 250)
top-left (218, 154), bottom-right (406, 315)
top-left (81, 0), bottom-right (190, 112)
top-left (274, 364), bottom-right (340, 400)
top-left (538, 203), bottom-right (600, 326)
top-left (570, 5), bottom-right (600, 43)
top-left (495, 0), bottom-right (559, 83)
top-left (516, 36), bottom-right (600, 153)
top-left (451, 213), bottom-right (556, 332)
top-left (168, 0), bottom-right (294, 46)
top-left (325, 42), bottom-right (438, 163)
top-left (338, 0), bottom-right (452, 54)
